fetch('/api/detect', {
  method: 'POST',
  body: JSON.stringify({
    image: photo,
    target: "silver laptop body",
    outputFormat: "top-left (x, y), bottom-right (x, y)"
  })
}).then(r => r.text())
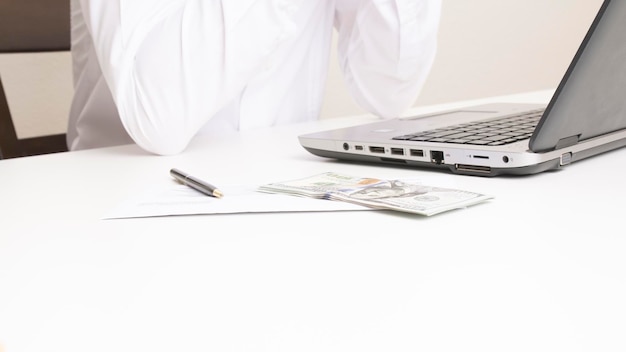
top-left (299, 0), bottom-right (626, 176)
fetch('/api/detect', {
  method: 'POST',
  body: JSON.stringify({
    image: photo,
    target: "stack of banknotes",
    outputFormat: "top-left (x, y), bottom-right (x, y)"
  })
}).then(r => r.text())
top-left (259, 172), bottom-right (493, 216)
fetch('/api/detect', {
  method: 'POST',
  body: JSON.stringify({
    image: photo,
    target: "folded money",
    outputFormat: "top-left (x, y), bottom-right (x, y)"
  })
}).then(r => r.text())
top-left (259, 172), bottom-right (493, 216)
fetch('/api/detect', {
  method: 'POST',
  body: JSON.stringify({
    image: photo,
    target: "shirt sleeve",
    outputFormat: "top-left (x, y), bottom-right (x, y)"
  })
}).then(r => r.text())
top-left (334, 0), bottom-right (442, 119)
top-left (78, 0), bottom-right (300, 155)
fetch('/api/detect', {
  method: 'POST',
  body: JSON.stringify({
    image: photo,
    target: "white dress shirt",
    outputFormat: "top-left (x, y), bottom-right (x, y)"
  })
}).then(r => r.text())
top-left (68, 0), bottom-right (441, 155)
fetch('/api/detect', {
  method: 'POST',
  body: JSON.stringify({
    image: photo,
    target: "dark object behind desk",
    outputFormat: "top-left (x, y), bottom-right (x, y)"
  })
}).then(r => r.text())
top-left (0, 0), bottom-right (70, 159)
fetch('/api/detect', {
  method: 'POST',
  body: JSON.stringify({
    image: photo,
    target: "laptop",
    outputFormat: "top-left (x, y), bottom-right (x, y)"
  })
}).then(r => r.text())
top-left (299, 0), bottom-right (626, 176)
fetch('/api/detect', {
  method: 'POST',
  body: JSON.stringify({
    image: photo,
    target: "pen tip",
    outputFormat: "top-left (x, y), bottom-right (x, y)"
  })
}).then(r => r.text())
top-left (213, 190), bottom-right (224, 198)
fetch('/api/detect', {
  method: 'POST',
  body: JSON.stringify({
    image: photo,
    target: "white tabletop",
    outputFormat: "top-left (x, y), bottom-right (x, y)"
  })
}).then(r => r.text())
top-left (1, 90), bottom-right (625, 352)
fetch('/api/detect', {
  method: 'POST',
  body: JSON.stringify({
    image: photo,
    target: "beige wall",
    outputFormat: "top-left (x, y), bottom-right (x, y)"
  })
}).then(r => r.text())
top-left (1, 0), bottom-right (603, 139)
top-left (0, 52), bottom-right (72, 138)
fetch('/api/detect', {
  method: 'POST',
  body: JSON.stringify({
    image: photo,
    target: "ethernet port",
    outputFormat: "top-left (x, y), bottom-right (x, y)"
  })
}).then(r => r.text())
top-left (430, 150), bottom-right (444, 164)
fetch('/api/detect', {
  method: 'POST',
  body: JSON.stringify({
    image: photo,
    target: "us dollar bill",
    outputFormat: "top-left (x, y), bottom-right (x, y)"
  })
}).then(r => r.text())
top-left (259, 172), bottom-right (493, 216)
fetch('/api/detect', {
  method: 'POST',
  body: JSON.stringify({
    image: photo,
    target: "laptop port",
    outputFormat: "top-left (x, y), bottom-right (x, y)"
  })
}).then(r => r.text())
top-left (369, 146), bottom-right (385, 154)
top-left (455, 164), bottom-right (491, 174)
top-left (430, 150), bottom-right (444, 164)
top-left (355, 145), bottom-right (364, 151)
top-left (410, 149), bottom-right (424, 157)
top-left (390, 148), bottom-right (404, 156)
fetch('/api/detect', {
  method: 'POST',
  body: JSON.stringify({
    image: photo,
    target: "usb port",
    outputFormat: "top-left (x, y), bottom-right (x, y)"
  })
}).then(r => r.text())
top-left (369, 146), bottom-right (385, 154)
top-left (390, 148), bottom-right (404, 156)
top-left (410, 149), bottom-right (424, 157)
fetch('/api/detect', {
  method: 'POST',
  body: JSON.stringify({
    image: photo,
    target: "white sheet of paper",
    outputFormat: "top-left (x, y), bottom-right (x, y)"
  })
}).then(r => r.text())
top-left (103, 183), bottom-right (370, 219)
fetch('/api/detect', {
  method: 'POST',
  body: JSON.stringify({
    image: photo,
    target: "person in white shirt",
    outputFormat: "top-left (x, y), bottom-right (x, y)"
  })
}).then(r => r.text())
top-left (68, 0), bottom-right (441, 156)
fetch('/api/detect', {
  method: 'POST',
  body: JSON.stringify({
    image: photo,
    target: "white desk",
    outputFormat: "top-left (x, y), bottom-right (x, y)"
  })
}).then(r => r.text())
top-left (1, 91), bottom-right (625, 352)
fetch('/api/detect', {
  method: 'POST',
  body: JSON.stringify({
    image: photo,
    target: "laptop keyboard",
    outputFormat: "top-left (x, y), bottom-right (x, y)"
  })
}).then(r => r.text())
top-left (392, 109), bottom-right (544, 146)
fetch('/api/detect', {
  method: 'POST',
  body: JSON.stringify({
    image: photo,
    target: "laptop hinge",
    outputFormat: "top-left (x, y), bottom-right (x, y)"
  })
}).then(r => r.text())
top-left (555, 134), bottom-right (580, 149)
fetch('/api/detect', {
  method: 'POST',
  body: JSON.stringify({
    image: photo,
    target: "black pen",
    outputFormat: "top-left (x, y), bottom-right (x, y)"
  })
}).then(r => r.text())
top-left (170, 168), bottom-right (223, 198)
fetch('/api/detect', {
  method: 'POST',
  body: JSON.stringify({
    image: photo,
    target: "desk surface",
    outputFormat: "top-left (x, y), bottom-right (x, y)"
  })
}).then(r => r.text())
top-left (1, 91), bottom-right (625, 352)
